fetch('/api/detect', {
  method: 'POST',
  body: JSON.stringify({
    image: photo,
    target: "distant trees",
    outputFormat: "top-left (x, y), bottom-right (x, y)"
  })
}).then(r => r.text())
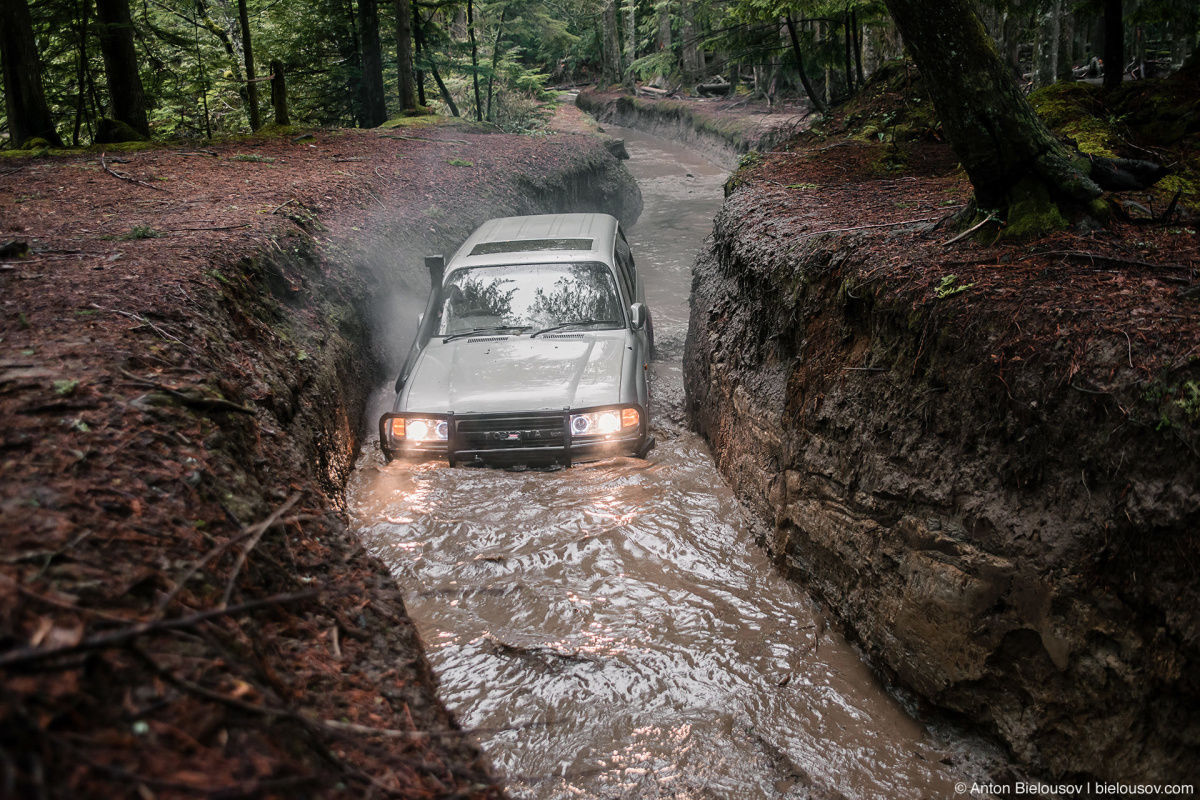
top-left (1, 0), bottom-right (1196, 147)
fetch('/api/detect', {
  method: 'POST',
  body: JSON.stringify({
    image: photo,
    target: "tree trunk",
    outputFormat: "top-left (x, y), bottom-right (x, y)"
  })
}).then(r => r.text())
top-left (1056, 8), bottom-right (1076, 81)
top-left (467, 0), bottom-right (483, 121)
top-left (655, 0), bottom-right (671, 86)
top-left (394, 0), bottom-right (416, 110)
top-left (412, 1), bottom-right (426, 106)
top-left (1032, 0), bottom-right (1061, 89)
top-left (0, 0), bottom-right (64, 147)
top-left (73, 0), bottom-right (90, 146)
top-left (843, 8), bottom-right (854, 94)
top-left (485, 5), bottom-right (508, 122)
top-left (881, 0), bottom-right (1165, 230)
top-left (623, 0), bottom-right (636, 87)
top-left (270, 59), bottom-right (290, 125)
top-left (680, 0), bottom-right (699, 82)
top-left (852, 8), bottom-right (864, 86)
top-left (94, 0), bottom-right (150, 137)
top-left (429, 63), bottom-right (460, 117)
top-left (602, 0), bottom-right (621, 85)
top-left (1103, 0), bottom-right (1123, 90)
top-left (237, 0), bottom-right (260, 130)
top-left (784, 14), bottom-right (827, 113)
top-left (358, 0), bottom-right (388, 126)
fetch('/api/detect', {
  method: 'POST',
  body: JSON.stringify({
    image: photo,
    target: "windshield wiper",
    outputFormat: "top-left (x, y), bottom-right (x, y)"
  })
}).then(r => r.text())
top-left (530, 319), bottom-right (620, 338)
top-left (442, 325), bottom-right (531, 343)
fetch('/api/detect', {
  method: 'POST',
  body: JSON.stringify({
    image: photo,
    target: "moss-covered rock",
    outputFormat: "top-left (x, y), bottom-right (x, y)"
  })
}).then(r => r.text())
top-left (95, 118), bottom-right (148, 144)
top-left (1004, 177), bottom-right (1069, 238)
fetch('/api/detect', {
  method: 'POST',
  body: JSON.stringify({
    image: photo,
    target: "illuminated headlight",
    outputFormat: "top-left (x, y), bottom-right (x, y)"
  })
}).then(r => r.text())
top-left (396, 417), bottom-right (448, 442)
top-left (570, 408), bottom-right (639, 437)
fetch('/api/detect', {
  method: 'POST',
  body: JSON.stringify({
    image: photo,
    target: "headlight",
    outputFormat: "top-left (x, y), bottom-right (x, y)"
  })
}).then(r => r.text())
top-left (397, 417), bottom-right (448, 442)
top-left (570, 407), bottom-right (639, 437)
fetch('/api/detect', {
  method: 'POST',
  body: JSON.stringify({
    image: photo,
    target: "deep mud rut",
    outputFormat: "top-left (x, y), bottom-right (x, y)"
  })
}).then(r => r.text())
top-left (347, 127), bottom-right (1005, 799)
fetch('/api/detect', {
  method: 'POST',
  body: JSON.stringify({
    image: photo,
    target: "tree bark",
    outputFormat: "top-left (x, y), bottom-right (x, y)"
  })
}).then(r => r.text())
top-left (602, 0), bottom-right (621, 85)
top-left (94, 0), bottom-right (150, 137)
top-left (394, 0), bottom-right (416, 110)
top-left (467, 0), bottom-right (483, 121)
top-left (843, 7), bottom-right (854, 94)
top-left (784, 14), bottom-right (827, 113)
top-left (485, 5), bottom-right (508, 121)
top-left (680, 0), bottom-right (699, 82)
top-left (412, 1), bottom-right (426, 106)
top-left (0, 0), bottom-right (64, 146)
top-left (623, 0), bottom-right (636, 87)
top-left (881, 0), bottom-right (1164, 223)
top-left (358, 0), bottom-right (388, 126)
top-left (73, 0), bottom-right (91, 145)
top-left (656, 0), bottom-right (671, 86)
top-left (270, 59), bottom-right (290, 125)
top-left (1033, 0), bottom-right (1061, 89)
top-left (1103, 0), bottom-right (1123, 90)
top-left (237, 0), bottom-right (261, 130)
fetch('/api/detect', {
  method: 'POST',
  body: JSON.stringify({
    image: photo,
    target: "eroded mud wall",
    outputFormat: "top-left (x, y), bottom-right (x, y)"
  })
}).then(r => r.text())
top-left (684, 189), bottom-right (1200, 782)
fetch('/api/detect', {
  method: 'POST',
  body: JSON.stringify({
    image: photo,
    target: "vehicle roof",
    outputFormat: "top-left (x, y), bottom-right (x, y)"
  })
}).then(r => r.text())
top-left (446, 213), bottom-right (619, 274)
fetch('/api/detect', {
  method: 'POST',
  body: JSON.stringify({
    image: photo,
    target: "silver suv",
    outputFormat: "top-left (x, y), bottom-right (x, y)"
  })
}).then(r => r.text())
top-left (380, 213), bottom-right (654, 466)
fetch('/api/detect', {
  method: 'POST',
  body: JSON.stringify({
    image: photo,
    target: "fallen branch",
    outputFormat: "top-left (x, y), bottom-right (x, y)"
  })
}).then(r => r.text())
top-left (91, 303), bottom-right (184, 345)
top-left (118, 367), bottom-right (256, 415)
top-left (805, 217), bottom-right (937, 236)
top-left (0, 589), bottom-right (318, 669)
top-left (377, 134), bottom-right (470, 144)
top-left (270, 198), bottom-right (297, 215)
top-left (99, 152), bottom-right (168, 192)
top-left (171, 149), bottom-right (217, 157)
top-left (942, 213), bottom-right (1000, 246)
top-left (221, 493), bottom-right (303, 608)
top-left (1042, 251), bottom-right (1194, 272)
top-left (160, 223), bottom-right (251, 232)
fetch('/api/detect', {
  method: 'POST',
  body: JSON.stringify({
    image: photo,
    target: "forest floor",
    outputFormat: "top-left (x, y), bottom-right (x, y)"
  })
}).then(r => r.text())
top-left (0, 103), bottom-right (615, 799)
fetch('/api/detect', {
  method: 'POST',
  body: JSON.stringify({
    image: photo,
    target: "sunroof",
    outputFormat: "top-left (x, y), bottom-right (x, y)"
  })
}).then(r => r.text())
top-left (470, 238), bottom-right (593, 256)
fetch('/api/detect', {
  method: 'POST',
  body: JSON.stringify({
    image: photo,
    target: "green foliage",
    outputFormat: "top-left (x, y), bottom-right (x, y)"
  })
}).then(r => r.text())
top-left (447, 158), bottom-right (475, 166)
top-left (232, 154), bottom-right (275, 163)
top-left (53, 379), bottom-right (80, 396)
top-left (934, 274), bottom-right (973, 299)
top-left (121, 225), bottom-right (163, 240)
top-left (1177, 381), bottom-right (1200, 423)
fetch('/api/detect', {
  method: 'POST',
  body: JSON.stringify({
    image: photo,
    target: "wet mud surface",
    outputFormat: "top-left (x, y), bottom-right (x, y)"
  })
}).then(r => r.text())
top-left (349, 127), bottom-right (1002, 799)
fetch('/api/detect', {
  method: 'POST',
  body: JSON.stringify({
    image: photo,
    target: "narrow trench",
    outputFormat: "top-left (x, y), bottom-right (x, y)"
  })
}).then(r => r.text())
top-left (346, 127), bottom-right (1001, 798)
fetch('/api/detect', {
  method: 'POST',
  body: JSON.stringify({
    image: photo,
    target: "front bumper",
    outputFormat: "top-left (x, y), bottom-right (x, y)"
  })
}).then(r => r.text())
top-left (379, 406), bottom-right (649, 466)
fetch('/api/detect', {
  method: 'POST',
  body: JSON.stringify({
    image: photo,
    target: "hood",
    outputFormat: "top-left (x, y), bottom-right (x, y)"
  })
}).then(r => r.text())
top-left (403, 333), bottom-right (627, 413)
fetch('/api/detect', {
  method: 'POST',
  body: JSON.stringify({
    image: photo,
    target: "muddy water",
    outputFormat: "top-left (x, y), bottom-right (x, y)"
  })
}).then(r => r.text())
top-left (349, 127), bottom-right (987, 798)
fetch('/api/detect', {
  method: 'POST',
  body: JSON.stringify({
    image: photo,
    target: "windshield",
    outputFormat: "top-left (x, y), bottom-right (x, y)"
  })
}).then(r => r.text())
top-left (437, 262), bottom-right (624, 336)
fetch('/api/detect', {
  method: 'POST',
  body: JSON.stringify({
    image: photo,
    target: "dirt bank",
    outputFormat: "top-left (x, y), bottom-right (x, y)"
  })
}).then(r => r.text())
top-left (0, 107), bottom-right (640, 798)
top-left (683, 119), bottom-right (1200, 779)
top-left (576, 89), bottom-right (811, 169)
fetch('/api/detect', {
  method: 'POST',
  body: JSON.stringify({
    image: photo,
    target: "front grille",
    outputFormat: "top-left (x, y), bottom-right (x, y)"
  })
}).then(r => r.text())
top-left (454, 412), bottom-right (566, 452)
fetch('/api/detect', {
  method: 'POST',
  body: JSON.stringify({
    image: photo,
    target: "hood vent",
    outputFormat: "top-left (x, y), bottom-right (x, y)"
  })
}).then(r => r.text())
top-left (540, 334), bottom-right (586, 340)
top-left (466, 336), bottom-right (511, 343)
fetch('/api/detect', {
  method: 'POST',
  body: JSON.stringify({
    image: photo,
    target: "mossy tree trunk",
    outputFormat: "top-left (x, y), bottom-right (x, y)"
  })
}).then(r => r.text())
top-left (0, 0), bottom-right (65, 147)
top-left (94, 0), bottom-right (149, 137)
top-left (881, 0), bottom-right (1165, 235)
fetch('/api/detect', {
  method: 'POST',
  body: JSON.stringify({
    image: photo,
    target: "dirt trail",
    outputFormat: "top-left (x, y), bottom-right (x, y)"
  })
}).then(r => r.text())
top-left (0, 105), bottom-right (636, 798)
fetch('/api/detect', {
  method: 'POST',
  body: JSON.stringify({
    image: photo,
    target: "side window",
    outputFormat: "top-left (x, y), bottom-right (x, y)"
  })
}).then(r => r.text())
top-left (614, 229), bottom-right (636, 301)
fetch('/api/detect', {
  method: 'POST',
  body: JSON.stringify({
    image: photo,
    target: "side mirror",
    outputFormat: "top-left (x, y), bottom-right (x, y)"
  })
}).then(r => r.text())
top-left (425, 254), bottom-right (445, 288)
top-left (629, 303), bottom-right (647, 330)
